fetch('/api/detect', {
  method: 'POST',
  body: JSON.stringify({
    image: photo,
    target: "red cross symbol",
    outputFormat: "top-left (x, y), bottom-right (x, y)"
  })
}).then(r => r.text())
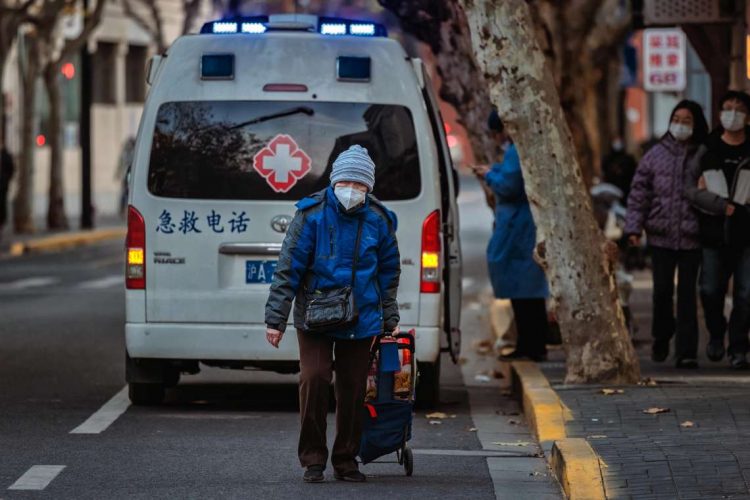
top-left (253, 134), bottom-right (312, 193)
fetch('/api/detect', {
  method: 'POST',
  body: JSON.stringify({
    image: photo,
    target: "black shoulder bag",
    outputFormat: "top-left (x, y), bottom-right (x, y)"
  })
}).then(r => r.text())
top-left (303, 218), bottom-right (364, 334)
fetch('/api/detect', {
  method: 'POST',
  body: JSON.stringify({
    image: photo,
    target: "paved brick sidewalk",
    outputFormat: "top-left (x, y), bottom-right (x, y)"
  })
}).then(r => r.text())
top-left (543, 270), bottom-right (750, 500)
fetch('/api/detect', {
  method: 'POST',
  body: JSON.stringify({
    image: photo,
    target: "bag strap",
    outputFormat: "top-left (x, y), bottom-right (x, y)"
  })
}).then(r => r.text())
top-left (351, 218), bottom-right (364, 287)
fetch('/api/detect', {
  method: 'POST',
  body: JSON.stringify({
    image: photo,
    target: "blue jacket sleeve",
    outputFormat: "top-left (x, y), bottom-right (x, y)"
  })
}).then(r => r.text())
top-left (265, 210), bottom-right (316, 332)
top-left (484, 146), bottom-right (525, 202)
top-left (377, 211), bottom-right (401, 332)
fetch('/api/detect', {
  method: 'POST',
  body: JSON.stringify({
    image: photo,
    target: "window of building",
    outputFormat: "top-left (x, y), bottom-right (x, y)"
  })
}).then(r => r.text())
top-left (126, 45), bottom-right (147, 103)
top-left (92, 41), bottom-right (117, 104)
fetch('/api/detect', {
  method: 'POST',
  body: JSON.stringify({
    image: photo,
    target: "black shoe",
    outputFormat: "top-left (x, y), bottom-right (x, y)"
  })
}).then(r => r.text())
top-left (706, 340), bottom-right (725, 362)
top-left (334, 470), bottom-right (366, 482)
top-left (675, 358), bottom-right (698, 369)
top-left (651, 339), bottom-right (669, 362)
top-left (729, 353), bottom-right (749, 370)
top-left (303, 465), bottom-right (325, 483)
top-left (498, 350), bottom-right (547, 362)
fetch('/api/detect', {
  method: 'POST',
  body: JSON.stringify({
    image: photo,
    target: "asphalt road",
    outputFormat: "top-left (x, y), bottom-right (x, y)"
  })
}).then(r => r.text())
top-left (0, 174), bottom-right (561, 499)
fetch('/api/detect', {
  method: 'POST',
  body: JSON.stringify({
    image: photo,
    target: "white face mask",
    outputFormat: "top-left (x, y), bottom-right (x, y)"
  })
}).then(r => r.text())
top-left (720, 110), bottom-right (747, 132)
top-left (669, 123), bottom-right (693, 142)
top-left (334, 186), bottom-right (366, 211)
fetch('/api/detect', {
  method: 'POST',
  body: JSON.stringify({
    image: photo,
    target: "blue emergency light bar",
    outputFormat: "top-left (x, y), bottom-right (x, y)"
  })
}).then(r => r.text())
top-left (200, 15), bottom-right (386, 37)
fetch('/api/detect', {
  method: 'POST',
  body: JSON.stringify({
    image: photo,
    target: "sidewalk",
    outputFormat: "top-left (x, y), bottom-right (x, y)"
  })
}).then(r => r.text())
top-left (541, 269), bottom-right (750, 499)
top-left (0, 213), bottom-right (125, 257)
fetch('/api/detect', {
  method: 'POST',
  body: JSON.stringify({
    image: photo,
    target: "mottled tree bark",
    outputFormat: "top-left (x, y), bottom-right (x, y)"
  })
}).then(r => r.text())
top-left (0, 1), bottom-right (37, 148)
top-left (462, 0), bottom-right (640, 384)
top-left (13, 29), bottom-right (39, 234)
top-left (382, 0), bottom-right (630, 187)
top-left (40, 0), bottom-right (106, 230)
top-left (378, 0), bottom-right (496, 206)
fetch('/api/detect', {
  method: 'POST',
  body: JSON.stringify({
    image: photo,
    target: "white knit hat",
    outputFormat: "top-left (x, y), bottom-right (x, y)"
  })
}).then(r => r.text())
top-left (330, 145), bottom-right (376, 192)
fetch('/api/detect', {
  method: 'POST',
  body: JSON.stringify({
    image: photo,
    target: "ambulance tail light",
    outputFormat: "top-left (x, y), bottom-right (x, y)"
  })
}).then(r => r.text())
top-left (421, 210), bottom-right (441, 293)
top-left (126, 205), bottom-right (146, 290)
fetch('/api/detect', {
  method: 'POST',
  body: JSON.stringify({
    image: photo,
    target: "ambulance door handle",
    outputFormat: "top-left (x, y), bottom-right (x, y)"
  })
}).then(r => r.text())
top-left (219, 243), bottom-right (282, 256)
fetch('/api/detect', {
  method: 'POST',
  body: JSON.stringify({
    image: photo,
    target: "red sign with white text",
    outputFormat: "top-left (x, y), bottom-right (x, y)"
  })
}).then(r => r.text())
top-left (643, 29), bottom-right (686, 92)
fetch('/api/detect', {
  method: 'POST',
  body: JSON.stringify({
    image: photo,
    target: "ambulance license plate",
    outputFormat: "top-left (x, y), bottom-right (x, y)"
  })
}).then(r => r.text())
top-left (245, 260), bottom-right (278, 284)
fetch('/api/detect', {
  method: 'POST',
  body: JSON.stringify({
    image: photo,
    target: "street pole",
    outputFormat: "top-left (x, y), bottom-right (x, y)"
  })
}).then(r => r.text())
top-left (80, 0), bottom-right (93, 229)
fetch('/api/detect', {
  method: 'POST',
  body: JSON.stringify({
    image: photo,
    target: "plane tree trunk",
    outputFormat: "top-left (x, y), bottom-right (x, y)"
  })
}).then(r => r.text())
top-left (462, 0), bottom-right (640, 384)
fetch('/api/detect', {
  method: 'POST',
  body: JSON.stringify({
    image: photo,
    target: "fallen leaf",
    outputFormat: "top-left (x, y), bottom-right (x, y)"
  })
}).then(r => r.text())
top-left (492, 441), bottom-right (532, 447)
top-left (680, 421), bottom-right (694, 428)
top-left (492, 369), bottom-right (505, 379)
top-left (428, 420), bottom-right (442, 425)
top-left (426, 412), bottom-right (449, 419)
top-left (642, 407), bottom-right (670, 414)
top-left (638, 377), bottom-right (658, 386)
top-left (600, 388), bottom-right (625, 395)
top-left (468, 427), bottom-right (478, 432)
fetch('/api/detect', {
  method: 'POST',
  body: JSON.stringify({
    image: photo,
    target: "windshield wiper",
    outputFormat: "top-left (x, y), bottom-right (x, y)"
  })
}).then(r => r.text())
top-left (229, 106), bottom-right (315, 130)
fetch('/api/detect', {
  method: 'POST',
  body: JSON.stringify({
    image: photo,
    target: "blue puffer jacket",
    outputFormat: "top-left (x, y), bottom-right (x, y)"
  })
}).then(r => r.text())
top-left (265, 186), bottom-right (400, 339)
top-left (486, 144), bottom-right (549, 299)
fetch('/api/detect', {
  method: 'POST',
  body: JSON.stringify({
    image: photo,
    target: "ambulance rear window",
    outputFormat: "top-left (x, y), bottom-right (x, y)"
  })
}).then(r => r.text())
top-left (147, 101), bottom-right (421, 201)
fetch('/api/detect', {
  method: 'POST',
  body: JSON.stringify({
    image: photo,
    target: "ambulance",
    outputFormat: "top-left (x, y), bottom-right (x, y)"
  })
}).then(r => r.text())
top-left (125, 14), bottom-right (462, 407)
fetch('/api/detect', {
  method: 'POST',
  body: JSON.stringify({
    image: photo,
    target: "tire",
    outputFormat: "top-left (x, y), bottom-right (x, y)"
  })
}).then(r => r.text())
top-left (128, 382), bottom-right (165, 406)
top-left (403, 447), bottom-right (414, 477)
top-left (415, 358), bottom-right (441, 409)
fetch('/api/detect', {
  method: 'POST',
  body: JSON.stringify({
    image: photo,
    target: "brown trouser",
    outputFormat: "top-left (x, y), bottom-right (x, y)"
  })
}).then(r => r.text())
top-left (297, 330), bottom-right (372, 473)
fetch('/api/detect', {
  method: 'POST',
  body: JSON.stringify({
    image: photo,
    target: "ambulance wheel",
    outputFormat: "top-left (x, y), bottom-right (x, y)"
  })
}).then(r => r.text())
top-left (403, 447), bottom-right (413, 476)
top-left (128, 382), bottom-right (165, 406)
top-left (416, 359), bottom-right (441, 409)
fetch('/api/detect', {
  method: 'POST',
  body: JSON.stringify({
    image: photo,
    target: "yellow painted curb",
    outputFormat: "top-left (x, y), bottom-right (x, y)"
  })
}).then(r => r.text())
top-left (510, 361), bottom-right (606, 500)
top-left (511, 361), bottom-right (567, 442)
top-left (551, 439), bottom-right (606, 500)
top-left (7, 228), bottom-right (126, 256)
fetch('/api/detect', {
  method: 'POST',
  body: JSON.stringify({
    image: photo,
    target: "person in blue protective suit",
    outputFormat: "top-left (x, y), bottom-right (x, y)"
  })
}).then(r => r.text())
top-left (265, 145), bottom-right (401, 484)
top-left (473, 111), bottom-right (550, 361)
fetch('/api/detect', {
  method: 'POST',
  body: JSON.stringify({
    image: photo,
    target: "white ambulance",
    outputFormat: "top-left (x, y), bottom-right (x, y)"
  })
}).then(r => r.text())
top-left (125, 14), bottom-right (462, 407)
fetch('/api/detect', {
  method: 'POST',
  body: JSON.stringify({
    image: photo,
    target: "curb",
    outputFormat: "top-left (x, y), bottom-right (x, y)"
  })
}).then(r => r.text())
top-left (511, 360), bottom-right (568, 443)
top-left (551, 438), bottom-right (607, 500)
top-left (510, 361), bottom-right (606, 500)
top-left (6, 228), bottom-right (126, 257)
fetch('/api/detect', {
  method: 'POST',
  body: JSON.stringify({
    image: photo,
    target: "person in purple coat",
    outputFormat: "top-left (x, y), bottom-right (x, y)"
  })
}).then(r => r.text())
top-left (625, 100), bottom-right (709, 368)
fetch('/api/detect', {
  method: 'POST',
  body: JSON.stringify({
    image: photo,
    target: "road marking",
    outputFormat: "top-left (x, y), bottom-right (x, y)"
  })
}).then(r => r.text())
top-left (70, 386), bottom-right (130, 434)
top-left (0, 277), bottom-right (60, 290)
top-left (78, 274), bottom-right (122, 289)
top-left (8, 465), bottom-right (65, 490)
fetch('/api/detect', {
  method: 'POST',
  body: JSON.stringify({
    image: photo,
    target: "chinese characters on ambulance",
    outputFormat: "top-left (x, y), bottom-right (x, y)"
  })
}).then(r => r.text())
top-left (156, 209), bottom-right (251, 234)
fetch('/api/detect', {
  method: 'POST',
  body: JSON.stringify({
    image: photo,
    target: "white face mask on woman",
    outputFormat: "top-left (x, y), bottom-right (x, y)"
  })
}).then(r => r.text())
top-left (669, 123), bottom-right (693, 142)
top-left (334, 186), bottom-right (366, 211)
top-left (720, 110), bottom-right (747, 132)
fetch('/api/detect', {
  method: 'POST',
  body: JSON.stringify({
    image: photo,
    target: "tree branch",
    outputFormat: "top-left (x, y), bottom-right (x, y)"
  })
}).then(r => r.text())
top-left (57, 0), bottom-right (106, 64)
top-left (182, 0), bottom-right (202, 35)
top-left (122, 0), bottom-right (166, 52)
